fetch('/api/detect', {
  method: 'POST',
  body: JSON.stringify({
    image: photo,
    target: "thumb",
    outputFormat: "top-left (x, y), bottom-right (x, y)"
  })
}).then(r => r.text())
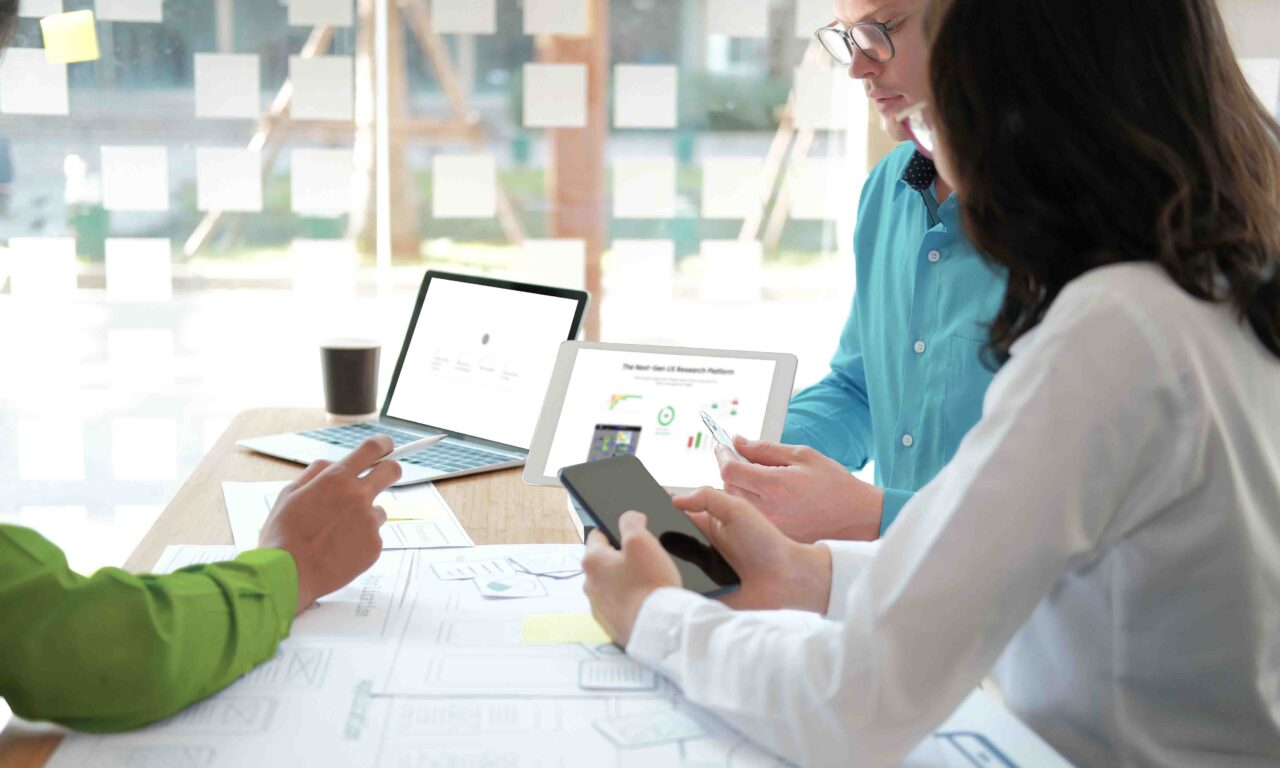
top-left (618, 511), bottom-right (650, 545)
top-left (735, 437), bottom-right (803, 468)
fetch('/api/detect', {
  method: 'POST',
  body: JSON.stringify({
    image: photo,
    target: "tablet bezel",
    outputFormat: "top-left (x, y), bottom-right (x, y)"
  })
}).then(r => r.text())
top-left (523, 341), bottom-right (798, 492)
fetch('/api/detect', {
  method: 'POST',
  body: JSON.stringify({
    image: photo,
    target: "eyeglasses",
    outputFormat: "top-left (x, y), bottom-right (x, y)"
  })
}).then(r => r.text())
top-left (815, 20), bottom-right (897, 65)
top-left (894, 102), bottom-right (936, 155)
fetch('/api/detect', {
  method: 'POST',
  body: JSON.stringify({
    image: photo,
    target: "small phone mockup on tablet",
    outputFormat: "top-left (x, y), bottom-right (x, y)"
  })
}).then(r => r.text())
top-left (559, 455), bottom-right (740, 598)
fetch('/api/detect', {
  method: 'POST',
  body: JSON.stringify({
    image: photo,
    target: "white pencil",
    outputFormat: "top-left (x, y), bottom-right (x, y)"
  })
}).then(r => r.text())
top-left (379, 434), bottom-right (446, 462)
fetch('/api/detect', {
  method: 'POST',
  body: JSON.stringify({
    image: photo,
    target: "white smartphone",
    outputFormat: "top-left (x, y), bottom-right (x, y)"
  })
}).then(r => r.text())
top-left (700, 410), bottom-right (746, 462)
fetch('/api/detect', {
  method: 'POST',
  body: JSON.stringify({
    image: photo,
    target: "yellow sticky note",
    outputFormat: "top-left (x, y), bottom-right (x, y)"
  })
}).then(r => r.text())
top-left (375, 496), bottom-right (447, 522)
top-left (521, 614), bottom-right (611, 645)
top-left (41, 11), bottom-right (101, 64)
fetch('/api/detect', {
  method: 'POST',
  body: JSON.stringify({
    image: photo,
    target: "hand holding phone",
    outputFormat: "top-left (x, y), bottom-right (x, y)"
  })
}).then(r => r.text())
top-left (560, 455), bottom-right (740, 597)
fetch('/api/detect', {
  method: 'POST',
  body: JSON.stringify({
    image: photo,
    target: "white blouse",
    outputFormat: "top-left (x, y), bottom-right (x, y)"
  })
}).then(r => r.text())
top-left (627, 263), bottom-right (1280, 767)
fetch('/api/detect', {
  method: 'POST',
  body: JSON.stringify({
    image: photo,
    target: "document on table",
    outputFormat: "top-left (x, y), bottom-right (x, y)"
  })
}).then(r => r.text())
top-left (51, 543), bottom-right (1074, 768)
top-left (221, 480), bottom-right (474, 551)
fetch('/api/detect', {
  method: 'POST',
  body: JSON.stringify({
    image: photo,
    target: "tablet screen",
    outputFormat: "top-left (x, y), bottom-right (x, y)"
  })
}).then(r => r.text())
top-left (542, 348), bottom-right (779, 489)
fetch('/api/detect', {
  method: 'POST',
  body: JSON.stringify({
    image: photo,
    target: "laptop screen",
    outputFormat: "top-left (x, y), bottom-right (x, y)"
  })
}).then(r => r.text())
top-left (385, 275), bottom-right (583, 449)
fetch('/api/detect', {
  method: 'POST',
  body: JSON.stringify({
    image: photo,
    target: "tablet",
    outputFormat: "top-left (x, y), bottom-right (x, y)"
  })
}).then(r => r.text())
top-left (524, 342), bottom-right (797, 492)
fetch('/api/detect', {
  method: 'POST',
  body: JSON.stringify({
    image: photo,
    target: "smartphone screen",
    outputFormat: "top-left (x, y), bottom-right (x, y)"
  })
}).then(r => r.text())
top-left (559, 455), bottom-right (740, 597)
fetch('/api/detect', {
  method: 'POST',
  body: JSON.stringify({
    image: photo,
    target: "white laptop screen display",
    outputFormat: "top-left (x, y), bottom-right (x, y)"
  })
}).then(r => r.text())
top-left (386, 278), bottom-right (581, 449)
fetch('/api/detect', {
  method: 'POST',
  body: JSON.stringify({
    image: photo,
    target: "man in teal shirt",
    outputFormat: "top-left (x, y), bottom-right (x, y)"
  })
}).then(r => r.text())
top-left (719, 0), bottom-right (1005, 542)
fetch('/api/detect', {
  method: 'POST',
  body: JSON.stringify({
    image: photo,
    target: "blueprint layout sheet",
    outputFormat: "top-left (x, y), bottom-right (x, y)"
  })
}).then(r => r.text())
top-left (45, 545), bottom-right (1073, 767)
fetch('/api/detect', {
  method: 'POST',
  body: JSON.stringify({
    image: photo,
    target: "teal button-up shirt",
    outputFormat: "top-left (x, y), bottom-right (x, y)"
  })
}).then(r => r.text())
top-left (783, 143), bottom-right (1007, 534)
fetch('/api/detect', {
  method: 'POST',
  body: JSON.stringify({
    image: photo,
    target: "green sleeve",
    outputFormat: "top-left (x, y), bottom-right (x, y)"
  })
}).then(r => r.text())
top-left (0, 524), bottom-right (297, 733)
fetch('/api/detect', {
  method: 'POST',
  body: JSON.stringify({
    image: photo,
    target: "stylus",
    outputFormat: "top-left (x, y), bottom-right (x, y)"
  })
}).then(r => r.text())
top-left (379, 434), bottom-right (446, 463)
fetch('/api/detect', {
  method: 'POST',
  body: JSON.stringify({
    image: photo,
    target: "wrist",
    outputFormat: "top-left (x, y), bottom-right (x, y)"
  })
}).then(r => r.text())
top-left (838, 481), bottom-right (884, 541)
top-left (782, 542), bottom-right (832, 614)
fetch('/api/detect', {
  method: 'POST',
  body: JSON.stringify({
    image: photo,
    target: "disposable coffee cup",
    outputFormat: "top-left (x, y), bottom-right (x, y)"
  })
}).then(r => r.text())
top-left (321, 339), bottom-right (380, 418)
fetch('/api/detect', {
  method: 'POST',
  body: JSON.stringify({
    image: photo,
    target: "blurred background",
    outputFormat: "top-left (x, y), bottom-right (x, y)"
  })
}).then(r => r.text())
top-left (0, 3), bottom-right (1275, 733)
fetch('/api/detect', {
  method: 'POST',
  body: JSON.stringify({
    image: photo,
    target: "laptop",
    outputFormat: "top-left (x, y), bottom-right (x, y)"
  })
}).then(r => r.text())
top-left (239, 271), bottom-right (589, 485)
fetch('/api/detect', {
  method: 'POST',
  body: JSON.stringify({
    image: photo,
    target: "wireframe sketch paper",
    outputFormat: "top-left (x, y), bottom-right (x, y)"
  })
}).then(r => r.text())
top-left (221, 480), bottom-right (474, 551)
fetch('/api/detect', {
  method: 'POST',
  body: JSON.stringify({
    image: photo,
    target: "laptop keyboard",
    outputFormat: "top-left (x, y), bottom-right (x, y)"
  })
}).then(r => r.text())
top-left (298, 422), bottom-right (515, 473)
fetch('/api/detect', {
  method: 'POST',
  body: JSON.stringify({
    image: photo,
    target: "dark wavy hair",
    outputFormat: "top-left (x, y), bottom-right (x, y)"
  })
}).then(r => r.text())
top-left (0, 1), bottom-right (16, 50)
top-left (926, 0), bottom-right (1280, 362)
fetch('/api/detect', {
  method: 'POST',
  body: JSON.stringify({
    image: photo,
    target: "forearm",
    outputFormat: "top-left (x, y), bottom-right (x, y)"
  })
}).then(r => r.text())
top-left (0, 528), bottom-right (297, 733)
top-left (784, 380), bottom-right (875, 469)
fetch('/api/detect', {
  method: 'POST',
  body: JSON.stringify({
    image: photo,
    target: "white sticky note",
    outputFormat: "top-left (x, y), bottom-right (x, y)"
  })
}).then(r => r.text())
top-left (524, 239), bottom-right (585, 290)
top-left (291, 239), bottom-right (357, 298)
top-left (19, 0), bottom-right (62, 17)
top-left (291, 148), bottom-right (353, 217)
top-left (615, 65), bottom-right (677, 129)
top-left (0, 49), bottom-right (68, 115)
top-left (108, 329), bottom-right (175, 392)
top-left (8, 237), bottom-right (77, 300)
top-left (101, 146), bottom-right (169, 212)
top-left (111, 418), bottom-right (178, 481)
top-left (523, 63), bottom-right (587, 128)
top-left (613, 156), bottom-right (676, 219)
top-left (524, 0), bottom-right (588, 36)
top-left (105, 238), bottom-right (172, 302)
top-left (1241, 58), bottom-right (1280, 114)
top-left (432, 154), bottom-right (496, 218)
top-left (608, 239), bottom-right (675, 300)
top-left (700, 240), bottom-right (763, 302)
top-left (795, 0), bottom-right (832, 39)
top-left (290, 55), bottom-right (354, 121)
top-left (789, 157), bottom-right (852, 221)
top-left (701, 157), bottom-right (765, 219)
top-left (431, 0), bottom-right (495, 34)
top-left (793, 66), bottom-right (851, 130)
top-left (288, 0), bottom-right (353, 27)
top-left (18, 418), bottom-right (84, 481)
top-left (194, 53), bottom-right (260, 119)
top-left (196, 147), bottom-right (262, 212)
top-left (706, 0), bottom-right (767, 38)
top-left (94, 0), bottom-right (162, 22)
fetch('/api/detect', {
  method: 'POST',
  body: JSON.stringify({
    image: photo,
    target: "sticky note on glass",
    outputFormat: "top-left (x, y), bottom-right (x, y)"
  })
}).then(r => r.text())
top-left (523, 239), bottom-right (586, 290)
top-left (706, 0), bottom-right (767, 38)
top-left (793, 66), bottom-right (852, 130)
top-left (101, 146), bottom-right (169, 211)
top-left (0, 49), bottom-right (69, 115)
top-left (521, 614), bottom-right (610, 645)
top-left (7, 237), bottom-right (77, 299)
top-left (291, 239), bottom-right (357, 298)
top-left (196, 147), bottom-right (263, 212)
top-left (291, 148), bottom-right (353, 217)
top-left (19, 0), bottom-right (63, 18)
top-left (95, 0), bottom-right (162, 23)
top-left (608, 239), bottom-right (675, 300)
top-left (290, 55), bottom-right (354, 121)
top-left (524, 0), bottom-right (588, 36)
top-left (613, 156), bottom-right (676, 219)
top-left (431, 0), bottom-right (495, 34)
top-left (105, 238), bottom-right (172, 302)
top-left (789, 157), bottom-right (850, 221)
top-left (614, 65), bottom-right (677, 129)
top-left (40, 10), bottom-right (99, 63)
top-left (523, 63), bottom-right (587, 128)
top-left (795, 0), bottom-right (832, 39)
top-left (702, 157), bottom-right (765, 219)
top-left (195, 53), bottom-right (260, 119)
top-left (432, 154), bottom-right (496, 218)
top-left (288, 0), bottom-right (353, 28)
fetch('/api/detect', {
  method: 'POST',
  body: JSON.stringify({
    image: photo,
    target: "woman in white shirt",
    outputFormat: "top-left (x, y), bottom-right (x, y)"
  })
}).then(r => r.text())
top-left (581, 0), bottom-right (1280, 766)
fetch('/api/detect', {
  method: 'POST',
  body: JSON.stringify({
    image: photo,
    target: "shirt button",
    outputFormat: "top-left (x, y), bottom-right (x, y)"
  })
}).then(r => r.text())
top-left (914, 340), bottom-right (926, 354)
top-left (927, 250), bottom-right (941, 263)
top-left (902, 434), bottom-right (914, 448)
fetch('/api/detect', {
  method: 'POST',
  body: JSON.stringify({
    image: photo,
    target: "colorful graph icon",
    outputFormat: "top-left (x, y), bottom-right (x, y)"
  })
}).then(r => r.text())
top-left (657, 406), bottom-right (676, 427)
top-left (609, 394), bottom-right (642, 410)
top-left (686, 432), bottom-right (704, 450)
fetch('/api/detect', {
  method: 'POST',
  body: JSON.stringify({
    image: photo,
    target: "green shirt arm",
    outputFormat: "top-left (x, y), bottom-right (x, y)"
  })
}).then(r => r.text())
top-left (0, 524), bottom-right (297, 733)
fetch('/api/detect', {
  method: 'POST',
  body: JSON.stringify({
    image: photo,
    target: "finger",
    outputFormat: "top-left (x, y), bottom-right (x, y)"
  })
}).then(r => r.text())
top-left (325, 436), bottom-right (395, 477)
top-left (585, 528), bottom-right (620, 556)
top-left (691, 489), bottom-right (755, 526)
top-left (735, 438), bottom-right (808, 468)
top-left (371, 504), bottom-right (388, 526)
top-left (360, 458), bottom-right (403, 495)
top-left (714, 444), bottom-right (739, 470)
top-left (284, 459), bottom-right (332, 492)
top-left (685, 510), bottom-right (716, 540)
top-left (618, 511), bottom-right (650, 547)
top-left (672, 487), bottom-right (714, 512)
top-left (719, 459), bottom-right (771, 497)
